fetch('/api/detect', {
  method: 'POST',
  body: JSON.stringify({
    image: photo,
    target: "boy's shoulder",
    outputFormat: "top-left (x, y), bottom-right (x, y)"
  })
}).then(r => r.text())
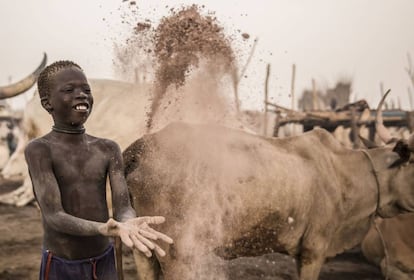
top-left (86, 134), bottom-right (119, 148)
top-left (25, 134), bottom-right (121, 153)
top-left (27, 135), bottom-right (50, 146)
top-left (25, 136), bottom-right (51, 156)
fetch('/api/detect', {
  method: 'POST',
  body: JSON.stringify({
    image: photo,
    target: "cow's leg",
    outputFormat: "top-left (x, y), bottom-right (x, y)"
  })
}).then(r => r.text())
top-left (296, 239), bottom-right (327, 280)
top-left (297, 256), bottom-right (325, 280)
top-left (156, 244), bottom-right (225, 280)
top-left (133, 251), bottom-right (160, 280)
top-left (139, 243), bottom-right (193, 280)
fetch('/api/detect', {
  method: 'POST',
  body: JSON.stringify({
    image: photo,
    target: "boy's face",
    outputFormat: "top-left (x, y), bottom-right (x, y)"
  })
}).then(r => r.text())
top-left (46, 67), bottom-right (93, 127)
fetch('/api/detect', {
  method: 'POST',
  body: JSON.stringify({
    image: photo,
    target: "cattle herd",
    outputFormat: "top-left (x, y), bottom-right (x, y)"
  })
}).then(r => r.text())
top-left (1, 6), bottom-right (414, 278)
top-left (0, 58), bottom-right (413, 279)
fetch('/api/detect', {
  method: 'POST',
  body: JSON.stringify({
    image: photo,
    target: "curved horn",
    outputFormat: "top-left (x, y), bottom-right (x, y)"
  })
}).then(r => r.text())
top-left (406, 133), bottom-right (414, 152)
top-left (0, 53), bottom-right (47, 99)
top-left (375, 89), bottom-right (393, 144)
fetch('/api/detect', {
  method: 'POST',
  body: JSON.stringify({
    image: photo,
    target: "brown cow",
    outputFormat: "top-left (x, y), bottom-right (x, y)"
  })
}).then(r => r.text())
top-left (123, 97), bottom-right (414, 280)
top-left (362, 214), bottom-right (414, 280)
top-left (360, 90), bottom-right (414, 280)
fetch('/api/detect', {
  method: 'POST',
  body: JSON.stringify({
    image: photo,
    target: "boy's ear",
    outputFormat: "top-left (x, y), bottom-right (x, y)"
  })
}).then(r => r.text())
top-left (41, 97), bottom-right (53, 113)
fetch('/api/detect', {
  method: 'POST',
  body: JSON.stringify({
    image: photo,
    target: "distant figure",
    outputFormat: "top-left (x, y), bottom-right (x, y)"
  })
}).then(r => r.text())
top-left (330, 98), bottom-right (337, 110)
top-left (335, 99), bottom-right (369, 112)
top-left (24, 61), bottom-right (173, 280)
top-left (6, 122), bottom-right (17, 155)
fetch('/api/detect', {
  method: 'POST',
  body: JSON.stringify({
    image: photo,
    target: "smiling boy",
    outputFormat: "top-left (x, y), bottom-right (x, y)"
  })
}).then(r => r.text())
top-left (24, 61), bottom-right (173, 280)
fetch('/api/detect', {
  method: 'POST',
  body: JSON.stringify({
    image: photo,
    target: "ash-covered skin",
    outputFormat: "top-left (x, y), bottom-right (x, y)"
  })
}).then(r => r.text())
top-left (24, 62), bottom-right (173, 263)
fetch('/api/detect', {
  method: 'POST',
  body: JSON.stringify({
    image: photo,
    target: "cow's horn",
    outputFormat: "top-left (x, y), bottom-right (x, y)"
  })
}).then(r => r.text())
top-left (375, 89), bottom-right (393, 144)
top-left (0, 53), bottom-right (47, 99)
top-left (407, 134), bottom-right (414, 152)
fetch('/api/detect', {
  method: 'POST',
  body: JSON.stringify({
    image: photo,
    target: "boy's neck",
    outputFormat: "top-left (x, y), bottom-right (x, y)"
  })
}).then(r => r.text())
top-left (52, 124), bottom-right (85, 134)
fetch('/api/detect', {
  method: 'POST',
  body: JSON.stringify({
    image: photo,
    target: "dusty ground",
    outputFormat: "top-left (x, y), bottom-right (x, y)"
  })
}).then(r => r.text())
top-left (0, 179), bottom-right (383, 280)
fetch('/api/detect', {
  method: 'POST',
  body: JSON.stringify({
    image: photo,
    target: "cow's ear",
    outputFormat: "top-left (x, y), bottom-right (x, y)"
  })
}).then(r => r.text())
top-left (387, 140), bottom-right (411, 168)
top-left (358, 135), bottom-right (378, 149)
top-left (389, 158), bottom-right (409, 168)
top-left (393, 140), bottom-right (411, 161)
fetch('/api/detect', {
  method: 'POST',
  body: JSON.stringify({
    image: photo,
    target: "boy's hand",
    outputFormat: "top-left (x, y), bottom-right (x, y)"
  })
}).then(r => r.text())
top-left (100, 217), bottom-right (174, 257)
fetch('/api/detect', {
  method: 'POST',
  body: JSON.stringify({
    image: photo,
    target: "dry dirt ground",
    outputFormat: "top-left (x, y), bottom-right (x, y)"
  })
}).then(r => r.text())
top-left (0, 179), bottom-right (383, 280)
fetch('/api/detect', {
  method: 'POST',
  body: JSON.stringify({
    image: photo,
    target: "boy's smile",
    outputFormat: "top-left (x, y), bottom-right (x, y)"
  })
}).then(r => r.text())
top-left (73, 103), bottom-right (89, 112)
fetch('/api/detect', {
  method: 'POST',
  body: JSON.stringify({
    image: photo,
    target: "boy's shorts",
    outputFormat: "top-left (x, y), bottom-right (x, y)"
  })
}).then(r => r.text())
top-left (39, 245), bottom-right (118, 280)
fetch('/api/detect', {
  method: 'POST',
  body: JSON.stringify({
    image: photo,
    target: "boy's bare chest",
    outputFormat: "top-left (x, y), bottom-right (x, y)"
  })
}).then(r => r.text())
top-left (50, 144), bottom-right (108, 183)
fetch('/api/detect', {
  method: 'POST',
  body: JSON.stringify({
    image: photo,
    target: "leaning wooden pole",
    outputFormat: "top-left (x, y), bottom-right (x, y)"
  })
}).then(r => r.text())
top-left (379, 82), bottom-right (388, 110)
top-left (232, 37), bottom-right (259, 114)
top-left (263, 64), bottom-right (271, 136)
top-left (238, 37), bottom-right (259, 81)
top-left (231, 67), bottom-right (240, 114)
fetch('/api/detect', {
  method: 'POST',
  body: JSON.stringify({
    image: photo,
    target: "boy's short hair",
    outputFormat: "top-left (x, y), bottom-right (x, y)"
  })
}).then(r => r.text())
top-left (37, 60), bottom-right (83, 101)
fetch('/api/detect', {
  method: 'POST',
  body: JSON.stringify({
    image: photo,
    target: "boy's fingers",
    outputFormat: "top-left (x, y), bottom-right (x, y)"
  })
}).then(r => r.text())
top-left (138, 229), bottom-right (158, 240)
top-left (131, 234), bottom-right (152, 257)
top-left (135, 233), bottom-right (155, 250)
top-left (120, 231), bottom-right (133, 248)
top-left (154, 244), bottom-right (166, 257)
top-left (138, 216), bottom-right (166, 225)
top-left (147, 227), bottom-right (174, 244)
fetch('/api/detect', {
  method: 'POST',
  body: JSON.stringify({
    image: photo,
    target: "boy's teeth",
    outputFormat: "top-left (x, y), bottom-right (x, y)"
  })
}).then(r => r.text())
top-left (75, 105), bottom-right (87, 110)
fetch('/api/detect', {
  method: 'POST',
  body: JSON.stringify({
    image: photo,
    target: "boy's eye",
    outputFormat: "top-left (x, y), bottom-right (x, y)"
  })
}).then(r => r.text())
top-left (63, 87), bottom-right (74, 93)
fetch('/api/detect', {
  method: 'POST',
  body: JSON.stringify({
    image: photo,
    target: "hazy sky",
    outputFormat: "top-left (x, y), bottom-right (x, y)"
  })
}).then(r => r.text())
top-left (1, 0), bottom-right (414, 111)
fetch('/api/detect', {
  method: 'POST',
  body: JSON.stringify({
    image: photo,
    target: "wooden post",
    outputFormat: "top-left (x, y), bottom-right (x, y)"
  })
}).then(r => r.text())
top-left (115, 238), bottom-right (124, 280)
top-left (263, 64), bottom-right (271, 136)
top-left (107, 181), bottom-right (124, 280)
top-left (273, 111), bottom-right (281, 137)
top-left (312, 78), bottom-right (317, 110)
top-left (291, 64), bottom-right (296, 110)
top-left (350, 107), bottom-right (360, 149)
top-left (406, 52), bottom-right (414, 88)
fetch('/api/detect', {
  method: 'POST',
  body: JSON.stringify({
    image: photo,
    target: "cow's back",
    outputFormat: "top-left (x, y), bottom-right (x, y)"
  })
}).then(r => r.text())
top-left (124, 123), bottom-right (351, 254)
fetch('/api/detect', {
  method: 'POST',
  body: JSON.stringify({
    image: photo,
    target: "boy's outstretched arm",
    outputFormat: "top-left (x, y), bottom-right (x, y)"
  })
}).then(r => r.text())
top-left (105, 140), bottom-right (173, 257)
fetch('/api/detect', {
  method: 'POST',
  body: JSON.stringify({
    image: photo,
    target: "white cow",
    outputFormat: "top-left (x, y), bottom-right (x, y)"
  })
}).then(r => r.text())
top-left (0, 54), bottom-right (47, 173)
